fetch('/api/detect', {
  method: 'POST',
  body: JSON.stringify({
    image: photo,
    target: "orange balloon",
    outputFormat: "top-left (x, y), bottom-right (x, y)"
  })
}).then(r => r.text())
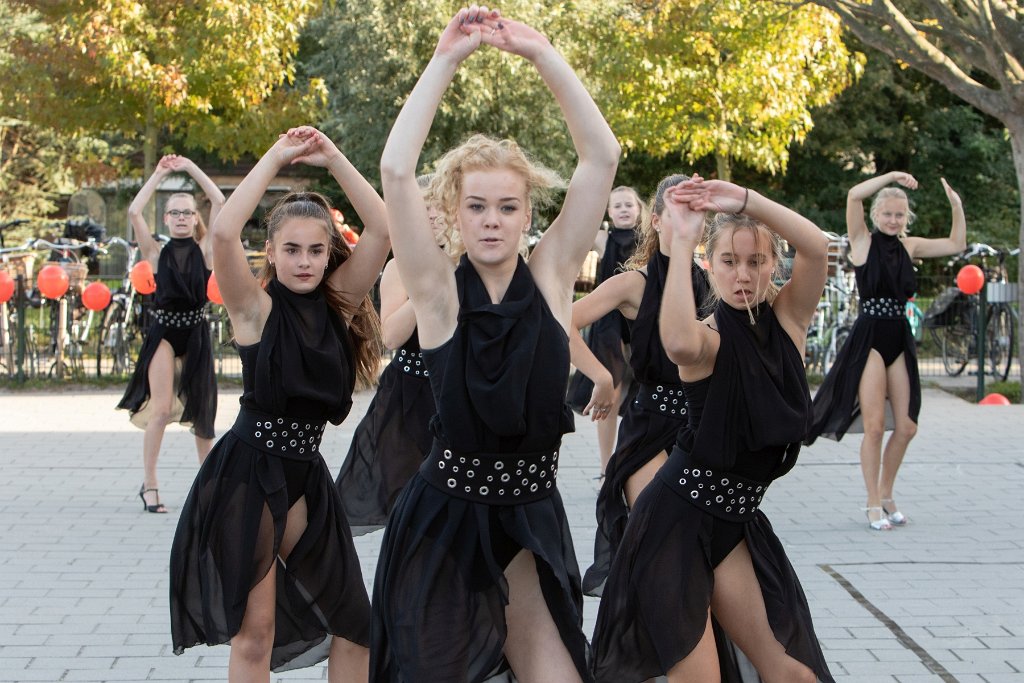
top-left (130, 261), bottom-right (156, 295)
top-left (82, 281), bottom-right (112, 311)
top-left (979, 393), bottom-right (1011, 406)
top-left (206, 272), bottom-right (223, 305)
top-left (0, 271), bottom-right (13, 304)
top-left (37, 264), bottom-right (70, 299)
top-left (956, 264), bottom-right (985, 295)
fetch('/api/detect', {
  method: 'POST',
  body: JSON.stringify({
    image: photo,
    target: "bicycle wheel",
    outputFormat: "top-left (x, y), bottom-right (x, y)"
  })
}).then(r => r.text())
top-left (820, 325), bottom-right (851, 375)
top-left (96, 298), bottom-right (136, 377)
top-left (986, 305), bottom-right (1014, 382)
top-left (941, 324), bottom-right (970, 376)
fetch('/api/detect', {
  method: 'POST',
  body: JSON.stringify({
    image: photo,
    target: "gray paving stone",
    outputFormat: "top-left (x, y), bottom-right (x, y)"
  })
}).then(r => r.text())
top-left (1, 385), bottom-right (1021, 682)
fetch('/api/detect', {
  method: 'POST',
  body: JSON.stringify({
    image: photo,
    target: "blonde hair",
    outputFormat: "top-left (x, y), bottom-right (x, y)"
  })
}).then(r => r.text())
top-left (257, 191), bottom-right (382, 388)
top-left (703, 213), bottom-right (785, 317)
top-left (608, 185), bottom-right (647, 230)
top-left (427, 134), bottom-right (565, 260)
top-left (624, 174), bottom-right (687, 271)
top-left (869, 187), bottom-right (916, 238)
top-left (165, 192), bottom-right (206, 242)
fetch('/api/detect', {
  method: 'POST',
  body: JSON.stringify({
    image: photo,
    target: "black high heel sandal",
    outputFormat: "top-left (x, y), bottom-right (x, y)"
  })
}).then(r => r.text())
top-left (139, 484), bottom-right (168, 514)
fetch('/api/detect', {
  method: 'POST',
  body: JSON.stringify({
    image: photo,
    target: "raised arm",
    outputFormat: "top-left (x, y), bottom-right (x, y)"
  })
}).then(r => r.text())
top-left (904, 178), bottom-right (967, 259)
top-left (488, 20), bottom-right (621, 310)
top-left (379, 8), bottom-right (492, 347)
top-left (211, 130), bottom-right (320, 343)
top-left (846, 171), bottom-right (917, 261)
top-left (286, 125), bottom-right (391, 307)
top-left (679, 179), bottom-right (828, 347)
top-left (659, 187), bottom-right (716, 374)
top-left (164, 155), bottom-right (225, 264)
top-left (127, 157), bottom-right (175, 266)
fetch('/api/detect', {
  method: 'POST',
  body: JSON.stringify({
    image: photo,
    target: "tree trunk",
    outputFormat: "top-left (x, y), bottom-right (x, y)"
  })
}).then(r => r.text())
top-left (1007, 115), bottom-right (1024, 391)
top-left (716, 153), bottom-right (732, 182)
top-left (144, 105), bottom-right (158, 231)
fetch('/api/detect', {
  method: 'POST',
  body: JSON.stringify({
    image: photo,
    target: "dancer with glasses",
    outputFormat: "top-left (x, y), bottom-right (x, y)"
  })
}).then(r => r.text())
top-left (118, 154), bottom-right (224, 513)
top-left (371, 7), bottom-right (619, 681)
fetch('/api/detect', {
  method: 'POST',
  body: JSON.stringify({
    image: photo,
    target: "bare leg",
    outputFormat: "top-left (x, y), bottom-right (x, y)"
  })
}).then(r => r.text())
top-left (878, 354), bottom-right (916, 520)
top-left (597, 383), bottom-right (622, 473)
top-left (624, 449), bottom-right (668, 507)
top-left (856, 350), bottom-right (890, 528)
top-left (228, 555), bottom-right (276, 683)
top-left (711, 542), bottom-right (816, 683)
top-left (665, 612), bottom-right (721, 683)
top-left (503, 550), bottom-right (583, 683)
top-left (195, 435), bottom-right (214, 465)
top-left (141, 341), bottom-right (175, 509)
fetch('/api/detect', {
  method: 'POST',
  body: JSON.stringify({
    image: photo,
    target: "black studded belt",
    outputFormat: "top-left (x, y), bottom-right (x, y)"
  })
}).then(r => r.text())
top-left (393, 348), bottom-right (429, 377)
top-left (659, 447), bottom-right (769, 522)
top-left (153, 307), bottom-right (205, 329)
top-left (860, 297), bottom-right (905, 320)
top-left (420, 440), bottom-right (560, 504)
top-left (230, 407), bottom-right (326, 461)
top-left (633, 382), bottom-right (688, 418)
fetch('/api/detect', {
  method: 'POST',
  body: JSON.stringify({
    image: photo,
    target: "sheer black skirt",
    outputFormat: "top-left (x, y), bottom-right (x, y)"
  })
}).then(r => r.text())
top-left (335, 360), bottom-right (434, 535)
top-left (117, 320), bottom-right (216, 439)
top-left (370, 472), bottom-right (592, 682)
top-left (170, 432), bottom-right (371, 671)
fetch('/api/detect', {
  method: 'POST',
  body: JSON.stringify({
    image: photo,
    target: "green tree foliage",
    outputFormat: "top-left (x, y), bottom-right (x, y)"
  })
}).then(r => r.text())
top-left (3, 0), bottom-right (326, 172)
top-left (301, 0), bottom-right (616, 184)
top-left (589, 0), bottom-right (862, 180)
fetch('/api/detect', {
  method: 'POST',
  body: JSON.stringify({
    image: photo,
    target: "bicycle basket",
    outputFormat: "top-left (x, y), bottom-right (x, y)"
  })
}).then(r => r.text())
top-left (0, 253), bottom-right (36, 290)
top-left (44, 260), bottom-right (89, 292)
top-left (923, 286), bottom-right (967, 328)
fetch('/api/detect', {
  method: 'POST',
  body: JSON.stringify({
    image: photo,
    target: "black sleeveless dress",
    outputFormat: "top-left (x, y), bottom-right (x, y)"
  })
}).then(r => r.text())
top-left (370, 256), bottom-right (590, 682)
top-left (567, 226), bottom-right (639, 413)
top-left (117, 237), bottom-right (216, 438)
top-left (806, 231), bottom-right (920, 443)
top-left (592, 302), bottom-right (833, 682)
top-left (335, 330), bottom-right (435, 536)
top-left (170, 278), bottom-right (371, 671)
top-left (583, 251), bottom-right (709, 595)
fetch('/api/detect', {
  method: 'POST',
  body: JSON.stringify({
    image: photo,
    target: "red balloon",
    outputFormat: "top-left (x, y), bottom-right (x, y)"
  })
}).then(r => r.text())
top-left (206, 272), bottom-right (223, 305)
top-left (0, 271), bottom-right (13, 304)
top-left (130, 260), bottom-right (156, 295)
top-left (979, 393), bottom-right (1011, 406)
top-left (82, 281), bottom-right (112, 311)
top-left (37, 264), bottom-right (70, 299)
top-left (956, 264), bottom-right (985, 295)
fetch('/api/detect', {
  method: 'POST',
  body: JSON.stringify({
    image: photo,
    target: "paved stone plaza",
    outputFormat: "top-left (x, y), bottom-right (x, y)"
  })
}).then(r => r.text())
top-left (0, 384), bottom-right (1021, 682)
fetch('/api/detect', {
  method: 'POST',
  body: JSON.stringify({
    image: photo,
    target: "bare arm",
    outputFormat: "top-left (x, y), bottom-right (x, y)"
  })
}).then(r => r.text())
top-left (847, 171), bottom-right (917, 263)
top-left (379, 260), bottom-right (417, 350)
top-left (494, 24), bottom-right (620, 317)
top-left (286, 125), bottom-right (391, 307)
top-left (211, 131), bottom-right (321, 345)
top-left (169, 155), bottom-right (226, 265)
top-left (379, 10), bottom-right (492, 348)
top-left (904, 178), bottom-right (967, 259)
top-left (127, 157), bottom-right (175, 266)
top-left (569, 271), bottom-right (645, 417)
top-left (659, 188), bottom-right (716, 373)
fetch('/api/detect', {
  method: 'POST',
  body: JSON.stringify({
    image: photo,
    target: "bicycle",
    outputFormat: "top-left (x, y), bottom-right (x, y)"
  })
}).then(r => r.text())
top-left (0, 237), bottom-right (42, 380)
top-left (805, 232), bottom-right (857, 374)
top-left (95, 237), bottom-right (147, 377)
top-left (925, 243), bottom-right (1019, 382)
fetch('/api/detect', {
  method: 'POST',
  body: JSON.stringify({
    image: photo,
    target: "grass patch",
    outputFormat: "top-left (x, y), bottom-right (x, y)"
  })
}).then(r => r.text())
top-left (933, 380), bottom-right (1021, 404)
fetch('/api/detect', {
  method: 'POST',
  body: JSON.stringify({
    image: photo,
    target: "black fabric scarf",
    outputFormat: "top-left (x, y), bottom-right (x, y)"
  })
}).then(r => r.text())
top-left (455, 255), bottom-right (542, 438)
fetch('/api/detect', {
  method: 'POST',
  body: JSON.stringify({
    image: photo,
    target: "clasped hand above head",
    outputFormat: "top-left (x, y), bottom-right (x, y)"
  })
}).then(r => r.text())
top-left (268, 126), bottom-right (344, 169)
top-left (435, 5), bottom-right (553, 63)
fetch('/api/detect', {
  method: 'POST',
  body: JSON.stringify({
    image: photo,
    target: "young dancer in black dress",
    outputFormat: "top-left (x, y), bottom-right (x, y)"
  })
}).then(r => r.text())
top-left (170, 126), bottom-right (390, 681)
top-left (118, 154), bottom-right (224, 512)
top-left (372, 7), bottom-right (619, 681)
top-left (807, 172), bottom-right (965, 529)
top-left (566, 186), bottom-right (644, 472)
top-left (592, 177), bottom-right (832, 682)
top-left (335, 182), bottom-right (452, 535)
top-left (572, 174), bottom-right (710, 595)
